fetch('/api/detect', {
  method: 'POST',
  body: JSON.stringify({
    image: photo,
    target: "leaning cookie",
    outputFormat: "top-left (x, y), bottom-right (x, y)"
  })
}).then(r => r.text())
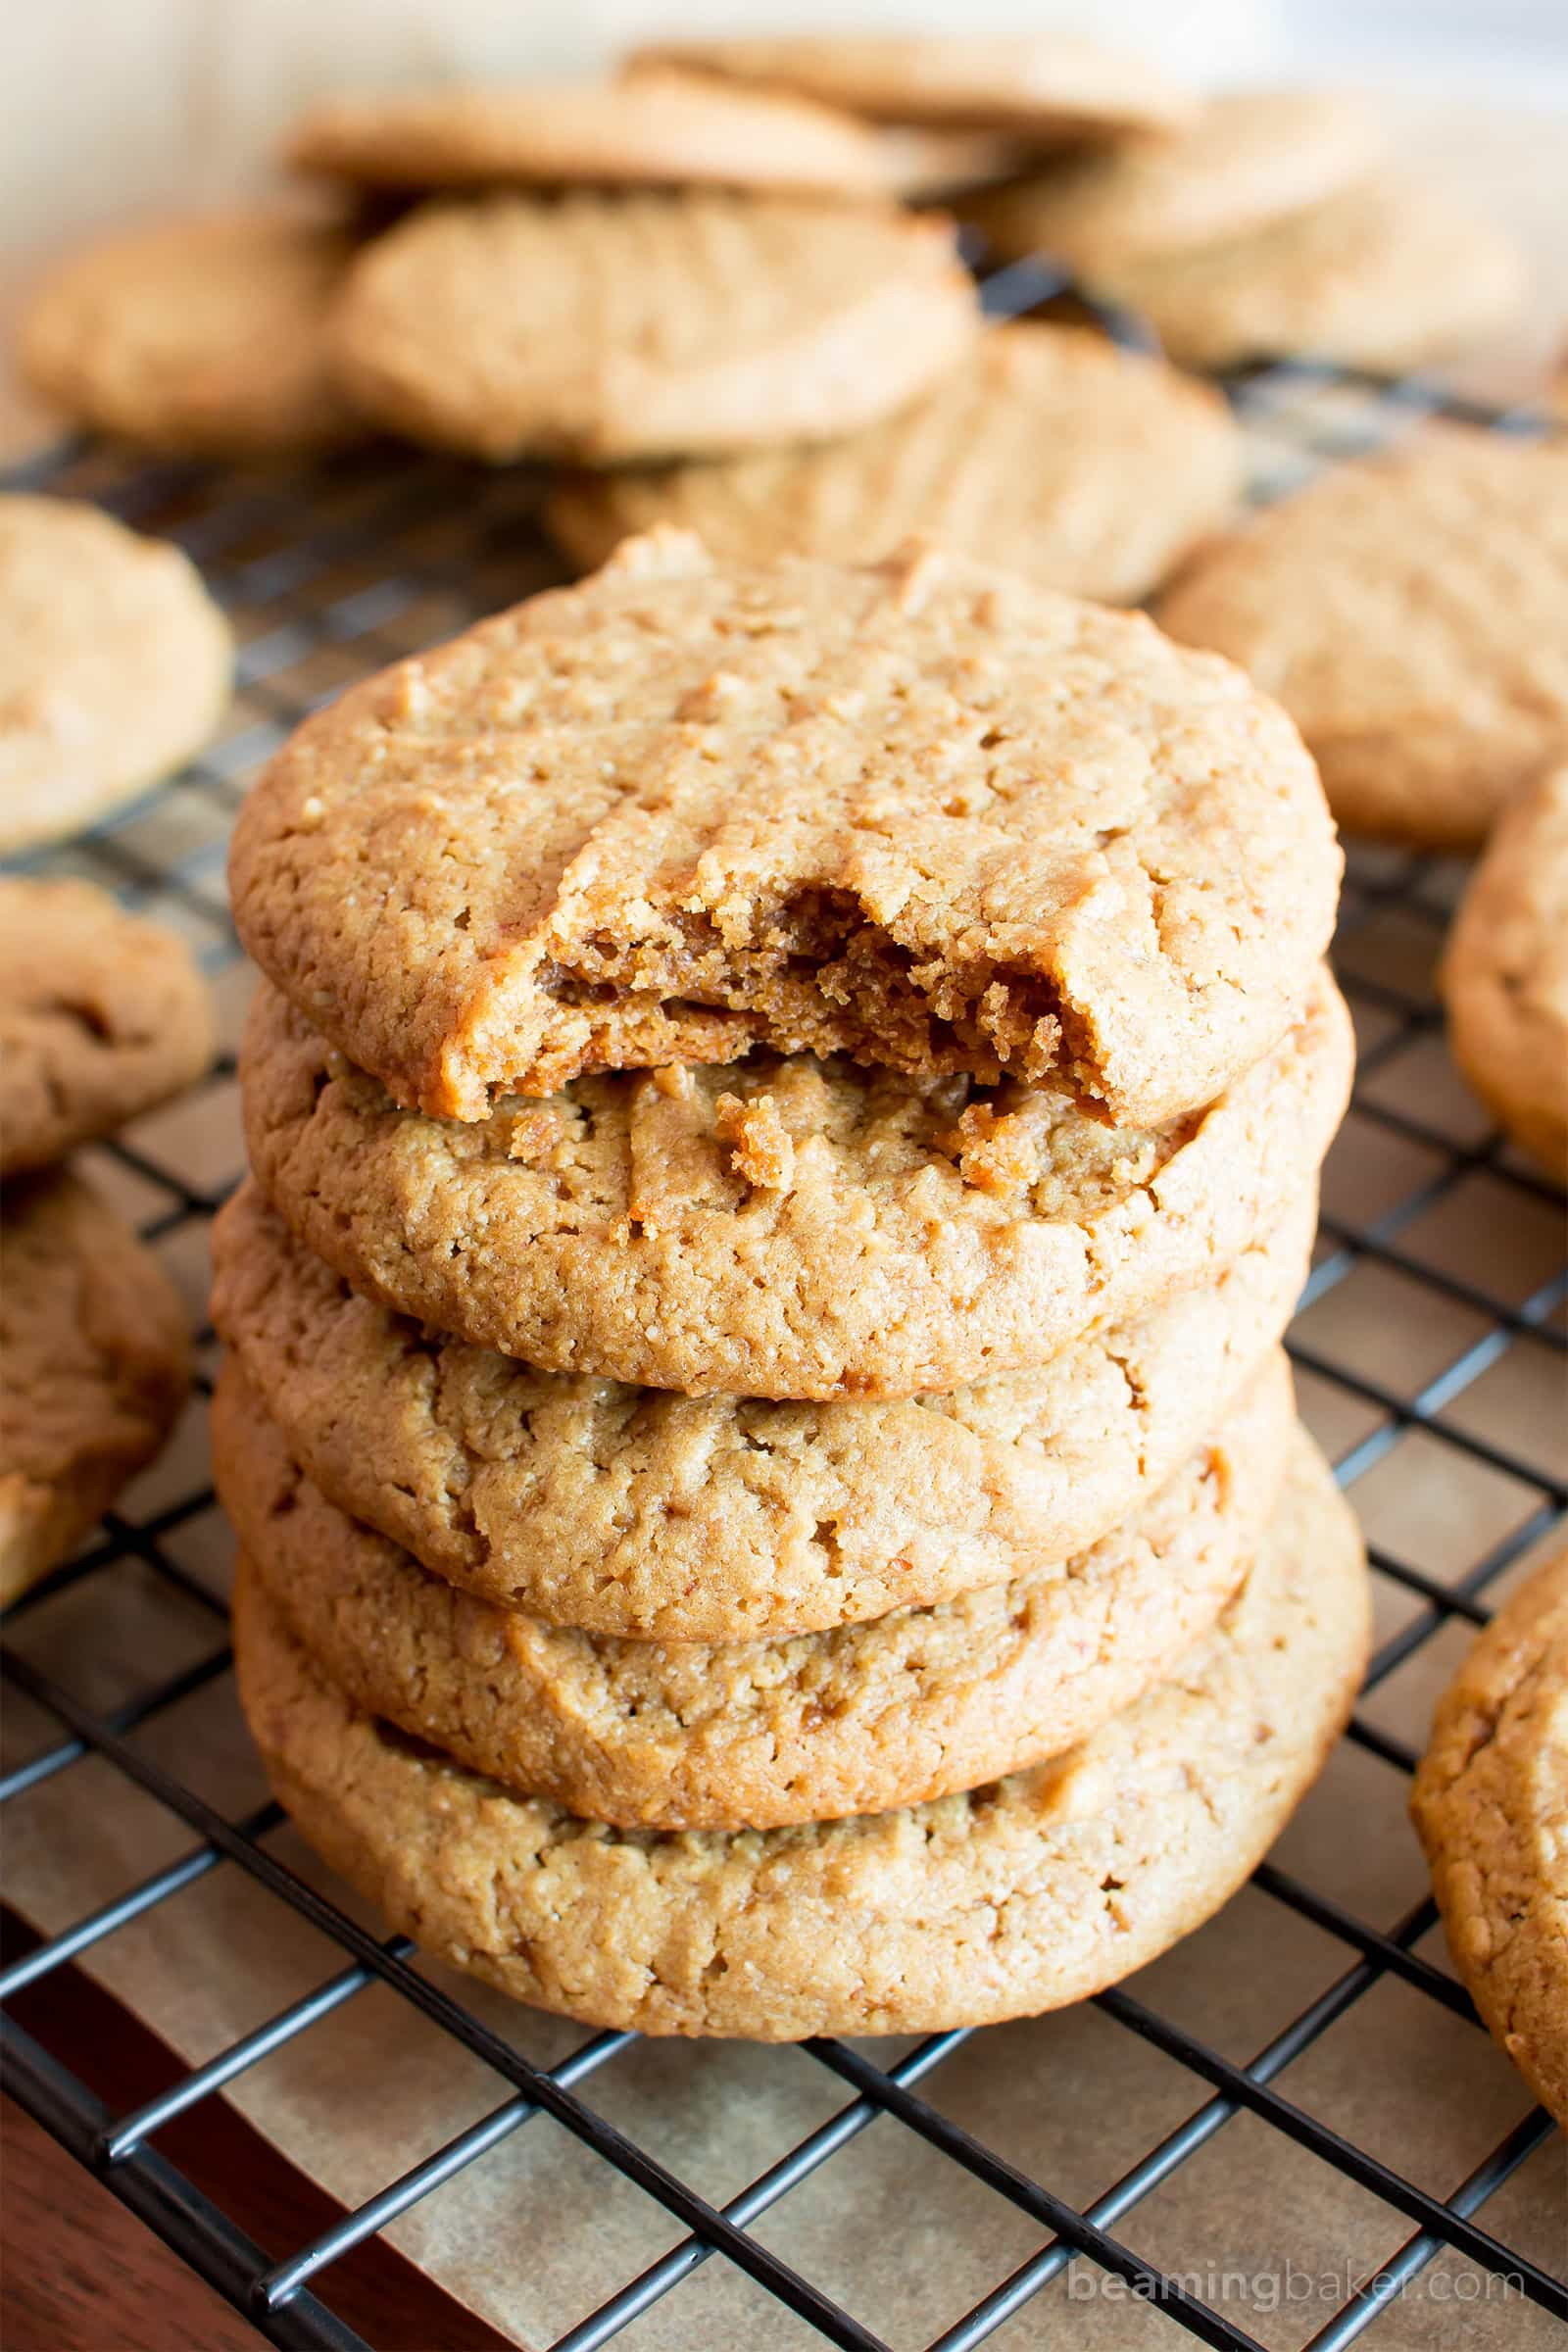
top-left (0, 497), bottom-right (231, 855)
top-left (1, 1169), bottom-right (189, 1605)
top-left (1096, 176), bottom-right (1525, 376)
top-left (1159, 430), bottom-right (1568, 849)
top-left (239, 971), bottom-right (1350, 1402)
top-left (235, 1425), bottom-right (1370, 2038)
top-left (1441, 763), bottom-right (1568, 1183)
top-left (286, 67), bottom-right (895, 199)
top-left (327, 193), bottom-right (979, 464)
top-left (1411, 1548), bottom-right (1568, 2127)
top-left (0, 879), bottom-right (216, 1178)
top-left (19, 206), bottom-right (364, 460)
top-left (217, 1350), bottom-right (1293, 1831)
top-left (545, 324), bottom-right (1242, 606)
top-left (970, 89), bottom-right (1384, 272)
top-left (624, 33), bottom-right (1193, 142)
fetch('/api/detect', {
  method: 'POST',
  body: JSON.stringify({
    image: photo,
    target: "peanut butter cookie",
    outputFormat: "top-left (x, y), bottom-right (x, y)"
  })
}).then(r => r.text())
top-left (217, 1351), bottom-right (1292, 1831)
top-left (287, 67), bottom-right (893, 198)
top-left (1097, 177), bottom-right (1525, 376)
top-left (230, 532), bottom-right (1339, 1124)
top-left (545, 325), bottom-right (1242, 607)
top-left (328, 195), bottom-right (978, 463)
top-left (971, 90), bottom-right (1383, 271)
top-left (20, 207), bottom-right (364, 460)
top-left (0, 497), bottom-right (231, 855)
top-left (234, 1424), bottom-right (1369, 2037)
top-left (1160, 431), bottom-right (1568, 848)
top-left (625, 35), bottom-right (1192, 141)
top-left (212, 1178), bottom-right (1312, 1639)
top-left (239, 969), bottom-right (1350, 1400)
top-left (1411, 1547), bottom-right (1568, 2127)
top-left (1, 1169), bottom-right (189, 1605)
top-left (1, 879), bottom-right (215, 1177)
top-left (1442, 762), bottom-right (1568, 1182)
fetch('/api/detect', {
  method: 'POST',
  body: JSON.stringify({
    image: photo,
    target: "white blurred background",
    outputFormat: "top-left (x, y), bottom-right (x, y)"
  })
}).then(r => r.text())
top-left (5, 0), bottom-right (1566, 252)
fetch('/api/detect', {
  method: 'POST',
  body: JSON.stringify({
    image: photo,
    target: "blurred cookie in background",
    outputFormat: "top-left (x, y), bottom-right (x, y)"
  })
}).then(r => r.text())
top-left (1159, 429), bottom-right (1568, 847)
top-left (1097, 176), bottom-right (1526, 373)
top-left (0, 496), bottom-right (231, 854)
top-left (625, 32), bottom-right (1193, 143)
top-left (19, 206), bottom-right (367, 459)
top-left (546, 323), bottom-right (1242, 605)
top-left (1, 1168), bottom-right (189, 1607)
top-left (971, 89), bottom-right (1384, 272)
top-left (329, 191), bottom-right (980, 463)
top-left (1442, 762), bottom-right (1568, 1182)
top-left (285, 67), bottom-right (895, 200)
top-left (0, 878), bottom-right (216, 1178)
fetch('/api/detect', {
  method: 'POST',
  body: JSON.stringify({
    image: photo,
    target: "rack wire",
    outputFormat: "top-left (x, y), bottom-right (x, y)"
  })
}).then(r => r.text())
top-left (2, 309), bottom-right (1565, 2351)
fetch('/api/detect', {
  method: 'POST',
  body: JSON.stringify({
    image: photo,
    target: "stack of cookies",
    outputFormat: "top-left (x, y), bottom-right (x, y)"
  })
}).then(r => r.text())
top-left (215, 529), bottom-right (1371, 2039)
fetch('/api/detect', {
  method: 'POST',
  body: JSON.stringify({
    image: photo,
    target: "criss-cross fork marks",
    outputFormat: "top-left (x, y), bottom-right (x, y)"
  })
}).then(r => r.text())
top-left (1, 346), bottom-right (1563, 2352)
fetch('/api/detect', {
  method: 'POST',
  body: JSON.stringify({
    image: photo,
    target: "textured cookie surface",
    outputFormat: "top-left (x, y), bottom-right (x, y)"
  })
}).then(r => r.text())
top-left (20, 208), bottom-right (363, 459)
top-left (1442, 764), bottom-right (1568, 1182)
top-left (1411, 1549), bottom-right (1568, 2127)
top-left (329, 194), bottom-right (978, 464)
top-left (218, 1350), bottom-right (1292, 1830)
top-left (0, 497), bottom-right (232, 856)
top-left (235, 1426), bottom-right (1369, 2037)
top-left (1098, 176), bottom-right (1525, 376)
top-left (240, 969), bottom-right (1350, 1400)
top-left (0, 879), bottom-right (215, 1178)
top-left (212, 1178), bottom-right (1312, 1639)
top-left (0, 1169), bottom-right (188, 1605)
top-left (1159, 431), bottom-right (1568, 849)
top-left (230, 532), bottom-right (1338, 1125)
top-left (971, 89), bottom-right (1382, 270)
top-left (626, 34), bottom-right (1191, 138)
top-left (287, 67), bottom-right (893, 197)
top-left (545, 325), bottom-right (1242, 608)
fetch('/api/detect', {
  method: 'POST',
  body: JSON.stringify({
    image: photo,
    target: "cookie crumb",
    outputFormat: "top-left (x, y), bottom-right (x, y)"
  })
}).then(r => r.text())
top-left (714, 1090), bottom-right (795, 1190)
top-left (505, 1108), bottom-right (561, 1162)
top-left (941, 1102), bottom-right (1039, 1197)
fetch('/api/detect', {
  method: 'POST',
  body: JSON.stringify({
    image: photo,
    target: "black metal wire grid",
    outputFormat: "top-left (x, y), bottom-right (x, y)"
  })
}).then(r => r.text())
top-left (1, 343), bottom-right (1565, 2352)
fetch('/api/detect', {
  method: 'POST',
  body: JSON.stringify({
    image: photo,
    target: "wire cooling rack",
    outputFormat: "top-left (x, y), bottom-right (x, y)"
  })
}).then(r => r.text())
top-left (2, 325), bottom-right (1565, 2352)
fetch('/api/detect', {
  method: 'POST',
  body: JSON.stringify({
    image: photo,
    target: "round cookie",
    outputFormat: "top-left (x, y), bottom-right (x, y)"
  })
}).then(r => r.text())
top-left (1097, 177), bottom-right (1526, 375)
top-left (19, 207), bottom-right (364, 460)
top-left (229, 531), bottom-right (1340, 1127)
top-left (286, 67), bottom-right (893, 198)
top-left (234, 1424), bottom-right (1370, 2038)
top-left (624, 35), bottom-right (1192, 140)
top-left (1158, 430), bottom-right (1568, 849)
top-left (0, 499), bottom-right (231, 857)
top-left (0, 879), bottom-right (216, 1178)
top-left (326, 192), bottom-right (973, 463)
top-left (1, 1169), bottom-right (189, 1605)
top-left (545, 324), bottom-right (1243, 608)
top-left (1441, 763), bottom-right (1568, 1183)
top-left (970, 89), bottom-right (1384, 272)
top-left (212, 1178), bottom-right (1313, 1640)
top-left (1410, 1548), bottom-right (1568, 2127)
top-left (328, 193), bottom-right (978, 465)
top-left (239, 969), bottom-right (1350, 1401)
top-left (218, 1350), bottom-right (1293, 1831)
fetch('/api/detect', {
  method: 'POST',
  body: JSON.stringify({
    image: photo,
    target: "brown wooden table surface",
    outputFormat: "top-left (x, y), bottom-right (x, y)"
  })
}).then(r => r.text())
top-left (1, 1911), bottom-right (513, 2352)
